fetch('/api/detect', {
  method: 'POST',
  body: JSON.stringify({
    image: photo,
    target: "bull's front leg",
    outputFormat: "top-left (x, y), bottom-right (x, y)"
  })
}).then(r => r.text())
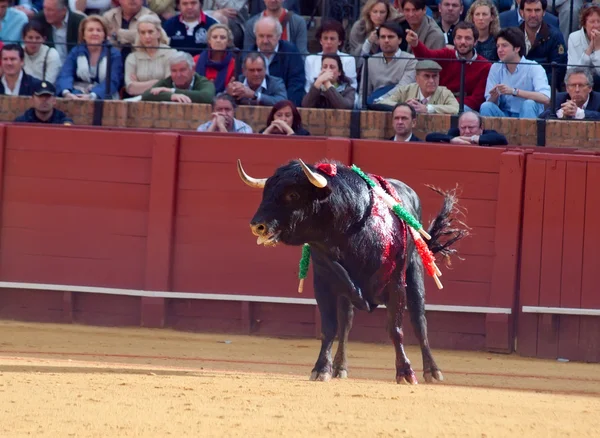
top-left (310, 282), bottom-right (338, 382)
top-left (332, 295), bottom-right (354, 378)
top-left (386, 285), bottom-right (418, 385)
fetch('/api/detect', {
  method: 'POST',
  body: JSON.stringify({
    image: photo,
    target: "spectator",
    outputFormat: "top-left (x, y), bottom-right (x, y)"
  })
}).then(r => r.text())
top-left (14, 80), bottom-right (74, 124)
top-left (124, 14), bottom-right (176, 97)
top-left (360, 21), bottom-right (417, 105)
top-left (304, 18), bottom-right (357, 93)
top-left (546, 0), bottom-right (582, 45)
top-left (103, 0), bottom-right (158, 49)
top-left (36, 0), bottom-right (86, 63)
top-left (437, 0), bottom-right (463, 45)
top-left (541, 67), bottom-right (600, 120)
top-left (0, 44), bottom-right (42, 96)
top-left (389, 103), bottom-right (421, 142)
top-left (141, 50), bottom-right (216, 103)
top-left (302, 54), bottom-right (356, 110)
top-left (249, 0), bottom-right (299, 15)
top-left (400, 0), bottom-right (445, 53)
top-left (226, 51), bottom-right (287, 106)
top-left (244, 0), bottom-right (307, 55)
top-left (197, 92), bottom-right (253, 132)
top-left (163, 0), bottom-right (218, 55)
top-left (349, 0), bottom-right (403, 61)
top-left (373, 60), bottom-right (460, 114)
top-left (202, 0), bottom-right (249, 48)
top-left (194, 23), bottom-right (236, 93)
top-left (407, 22), bottom-right (491, 111)
top-left (465, 0), bottom-right (500, 61)
top-left (499, 0), bottom-right (558, 30)
top-left (56, 15), bottom-right (123, 100)
top-left (22, 21), bottom-right (62, 84)
top-left (519, 0), bottom-right (567, 86)
top-left (69, 0), bottom-right (112, 15)
top-left (0, 0), bottom-right (29, 43)
top-left (146, 0), bottom-right (177, 22)
top-left (567, 5), bottom-right (600, 88)
top-left (426, 110), bottom-right (509, 145)
top-left (480, 27), bottom-right (550, 118)
top-left (14, 0), bottom-right (43, 18)
top-left (260, 99), bottom-right (310, 135)
top-left (247, 16), bottom-right (305, 106)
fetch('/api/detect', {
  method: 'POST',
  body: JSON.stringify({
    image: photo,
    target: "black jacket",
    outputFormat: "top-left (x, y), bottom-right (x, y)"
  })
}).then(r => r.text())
top-left (425, 128), bottom-right (508, 146)
top-left (540, 91), bottom-right (600, 120)
top-left (0, 72), bottom-right (42, 96)
top-left (15, 108), bottom-right (74, 125)
top-left (388, 133), bottom-right (421, 142)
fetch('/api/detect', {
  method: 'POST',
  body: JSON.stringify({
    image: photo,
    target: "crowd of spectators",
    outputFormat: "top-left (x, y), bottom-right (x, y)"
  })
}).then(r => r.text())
top-left (0, 0), bottom-right (597, 141)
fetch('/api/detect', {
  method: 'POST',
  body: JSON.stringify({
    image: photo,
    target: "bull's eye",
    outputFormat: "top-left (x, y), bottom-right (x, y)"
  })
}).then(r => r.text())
top-left (285, 191), bottom-right (300, 203)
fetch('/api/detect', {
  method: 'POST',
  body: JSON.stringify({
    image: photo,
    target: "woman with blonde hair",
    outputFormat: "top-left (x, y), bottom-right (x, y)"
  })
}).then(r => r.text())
top-left (465, 0), bottom-right (500, 61)
top-left (56, 15), bottom-right (123, 100)
top-left (349, 0), bottom-right (404, 59)
top-left (194, 23), bottom-right (237, 94)
top-left (124, 14), bottom-right (176, 96)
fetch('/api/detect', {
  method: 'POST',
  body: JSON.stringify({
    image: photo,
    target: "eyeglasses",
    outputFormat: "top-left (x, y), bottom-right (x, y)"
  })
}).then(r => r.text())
top-left (566, 83), bottom-right (591, 89)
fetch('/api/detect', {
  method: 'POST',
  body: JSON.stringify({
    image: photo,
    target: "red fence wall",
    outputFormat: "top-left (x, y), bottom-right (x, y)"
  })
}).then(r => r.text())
top-left (0, 124), bottom-right (598, 362)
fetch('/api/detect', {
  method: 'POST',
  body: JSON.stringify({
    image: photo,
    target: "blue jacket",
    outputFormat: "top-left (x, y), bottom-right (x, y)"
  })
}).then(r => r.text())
top-left (249, 40), bottom-right (305, 106)
top-left (520, 21), bottom-right (567, 86)
top-left (540, 91), bottom-right (600, 120)
top-left (499, 8), bottom-right (559, 29)
top-left (56, 43), bottom-right (123, 100)
top-left (163, 13), bottom-right (218, 55)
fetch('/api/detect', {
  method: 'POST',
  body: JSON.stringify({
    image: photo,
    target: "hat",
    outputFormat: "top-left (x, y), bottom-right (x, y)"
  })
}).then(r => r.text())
top-left (33, 81), bottom-right (56, 96)
top-left (415, 60), bottom-right (442, 72)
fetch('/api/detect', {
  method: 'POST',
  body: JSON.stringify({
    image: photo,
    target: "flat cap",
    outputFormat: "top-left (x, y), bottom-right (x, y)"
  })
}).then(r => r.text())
top-left (415, 60), bottom-right (442, 71)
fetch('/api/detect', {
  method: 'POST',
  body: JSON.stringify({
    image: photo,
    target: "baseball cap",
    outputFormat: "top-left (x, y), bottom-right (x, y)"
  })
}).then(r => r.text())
top-left (33, 81), bottom-right (56, 96)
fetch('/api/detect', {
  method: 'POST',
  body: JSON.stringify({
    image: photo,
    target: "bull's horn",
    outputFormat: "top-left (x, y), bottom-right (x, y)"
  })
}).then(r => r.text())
top-left (237, 159), bottom-right (267, 189)
top-left (298, 159), bottom-right (328, 188)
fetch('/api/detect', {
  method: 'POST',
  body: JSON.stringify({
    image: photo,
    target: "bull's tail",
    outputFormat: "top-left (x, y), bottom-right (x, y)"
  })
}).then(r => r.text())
top-left (424, 185), bottom-right (470, 265)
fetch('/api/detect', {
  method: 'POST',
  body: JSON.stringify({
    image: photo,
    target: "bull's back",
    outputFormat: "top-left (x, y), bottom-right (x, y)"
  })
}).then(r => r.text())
top-left (386, 178), bottom-right (422, 222)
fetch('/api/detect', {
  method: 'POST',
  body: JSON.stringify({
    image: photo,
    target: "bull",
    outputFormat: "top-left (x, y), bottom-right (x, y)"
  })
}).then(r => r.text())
top-left (237, 158), bottom-right (468, 384)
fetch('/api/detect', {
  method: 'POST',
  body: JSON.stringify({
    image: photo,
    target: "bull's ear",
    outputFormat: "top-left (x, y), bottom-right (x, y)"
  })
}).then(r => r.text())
top-left (237, 159), bottom-right (267, 189)
top-left (298, 159), bottom-right (328, 188)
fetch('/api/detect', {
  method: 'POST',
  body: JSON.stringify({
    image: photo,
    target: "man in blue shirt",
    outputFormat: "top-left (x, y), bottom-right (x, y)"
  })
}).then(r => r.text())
top-left (14, 81), bottom-right (74, 125)
top-left (163, 0), bottom-right (217, 55)
top-left (480, 27), bottom-right (550, 119)
top-left (0, 0), bottom-right (28, 43)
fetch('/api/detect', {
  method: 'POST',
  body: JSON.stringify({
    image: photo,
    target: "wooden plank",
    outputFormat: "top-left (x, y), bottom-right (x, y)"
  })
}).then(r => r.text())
top-left (142, 133), bottom-right (180, 328)
top-left (352, 140), bottom-right (503, 174)
top-left (536, 159), bottom-right (566, 359)
top-left (516, 155), bottom-right (546, 357)
top-left (1, 202), bottom-right (148, 237)
top-left (3, 176), bottom-right (150, 211)
top-left (5, 149), bottom-right (152, 184)
top-left (6, 125), bottom-right (153, 157)
top-left (558, 161), bottom-right (587, 361)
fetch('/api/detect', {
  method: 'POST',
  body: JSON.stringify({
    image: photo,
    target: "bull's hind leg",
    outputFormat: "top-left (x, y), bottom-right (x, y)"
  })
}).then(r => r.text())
top-left (332, 295), bottom-right (354, 378)
top-left (405, 255), bottom-right (444, 383)
top-left (386, 285), bottom-right (418, 385)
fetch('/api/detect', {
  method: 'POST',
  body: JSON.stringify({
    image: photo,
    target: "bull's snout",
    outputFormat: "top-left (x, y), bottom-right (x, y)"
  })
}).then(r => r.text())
top-left (250, 223), bottom-right (268, 237)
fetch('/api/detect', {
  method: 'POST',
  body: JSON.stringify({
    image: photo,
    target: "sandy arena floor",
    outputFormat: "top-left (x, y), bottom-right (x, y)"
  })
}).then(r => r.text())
top-left (0, 320), bottom-right (599, 437)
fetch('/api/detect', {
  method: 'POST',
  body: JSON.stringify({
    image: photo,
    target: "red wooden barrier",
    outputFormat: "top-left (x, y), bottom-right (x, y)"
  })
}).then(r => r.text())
top-left (518, 153), bottom-right (600, 362)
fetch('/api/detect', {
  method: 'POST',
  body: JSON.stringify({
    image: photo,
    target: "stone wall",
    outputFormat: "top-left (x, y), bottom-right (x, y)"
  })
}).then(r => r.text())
top-left (0, 96), bottom-right (598, 149)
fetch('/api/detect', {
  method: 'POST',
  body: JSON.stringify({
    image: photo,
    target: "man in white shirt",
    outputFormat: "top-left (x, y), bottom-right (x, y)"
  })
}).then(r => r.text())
top-left (226, 52), bottom-right (287, 106)
top-left (197, 93), bottom-right (253, 133)
top-left (0, 44), bottom-right (42, 96)
top-left (304, 18), bottom-right (357, 93)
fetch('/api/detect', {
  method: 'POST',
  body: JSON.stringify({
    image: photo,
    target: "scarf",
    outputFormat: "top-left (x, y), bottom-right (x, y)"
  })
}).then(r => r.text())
top-left (195, 49), bottom-right (233, 93)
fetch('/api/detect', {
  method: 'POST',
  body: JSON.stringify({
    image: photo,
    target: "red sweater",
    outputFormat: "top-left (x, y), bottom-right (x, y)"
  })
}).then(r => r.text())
top-left (412, 41), bottom-right (491, 111)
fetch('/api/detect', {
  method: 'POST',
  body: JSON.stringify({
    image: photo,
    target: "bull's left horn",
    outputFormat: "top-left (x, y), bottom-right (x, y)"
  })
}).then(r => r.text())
top-left (299, 159), bottom-right (328, 188)
top-left (237, 159), bottom-right (267, 189)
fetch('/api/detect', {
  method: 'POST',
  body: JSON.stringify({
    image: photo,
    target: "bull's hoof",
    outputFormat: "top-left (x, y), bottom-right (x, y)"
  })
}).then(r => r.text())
top-left (396, 369), bottom-right (418, 385)
top-left (310, 370), bottom-right (332, 382)
top-left (423, 369), bottom-right (444, 383)
top-left (332, 368), bottom-right (348, 379)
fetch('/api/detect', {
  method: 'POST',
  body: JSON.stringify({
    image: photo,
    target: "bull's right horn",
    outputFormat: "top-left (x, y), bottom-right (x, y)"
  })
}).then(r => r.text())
top-left (237, 159), bottom-right (267, 189)
top-left (299, 159), bottom-right (328, 188)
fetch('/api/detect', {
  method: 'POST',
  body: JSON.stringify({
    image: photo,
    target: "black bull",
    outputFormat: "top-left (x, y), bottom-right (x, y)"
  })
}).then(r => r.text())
top-left (237, 158), bottom-right (468, 384)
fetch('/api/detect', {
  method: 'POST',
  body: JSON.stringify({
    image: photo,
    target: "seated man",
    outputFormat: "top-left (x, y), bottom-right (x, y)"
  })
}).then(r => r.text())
top-left (389, 103), bottom-right (421, 142)
top-left (372, 60), bottom-right (460, 115)
top-left (480, 27), bottom-right (550, 119)
top-left (141, 51), bottom-right (215, 103)
top-left (162, 0), bottom-right (218, 55)
top-left (14, 80), bottom-right (74, 125)
top-left (197, 93), bottom-right (253, 133)
top-left (0, 44), bottom-right (42, 96)
top-left (541, 67), bottom-right (600, 120)
top-left (426, 111), bottom-right (508, 146)
top-left (359, 21), bottom-right (417, 105)
top-left (226, 52), bottom-right (287, 106)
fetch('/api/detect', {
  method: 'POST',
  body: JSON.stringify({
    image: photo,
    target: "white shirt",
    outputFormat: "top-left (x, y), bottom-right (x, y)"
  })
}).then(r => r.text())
top-left (557, 95), bottom-right (589, 119)
top-left (304, 50), bottom-right (357, 93)
top-left (53, 11), bottom-right (69, 63)
top-left (258, 43), bottom-right (279, 75)
top-left (243, 77), bottom-right (267, 102)
top-left (394, 132), bottom-right (413, 142)
top-left (2, 70), bottom-right (24, 96)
